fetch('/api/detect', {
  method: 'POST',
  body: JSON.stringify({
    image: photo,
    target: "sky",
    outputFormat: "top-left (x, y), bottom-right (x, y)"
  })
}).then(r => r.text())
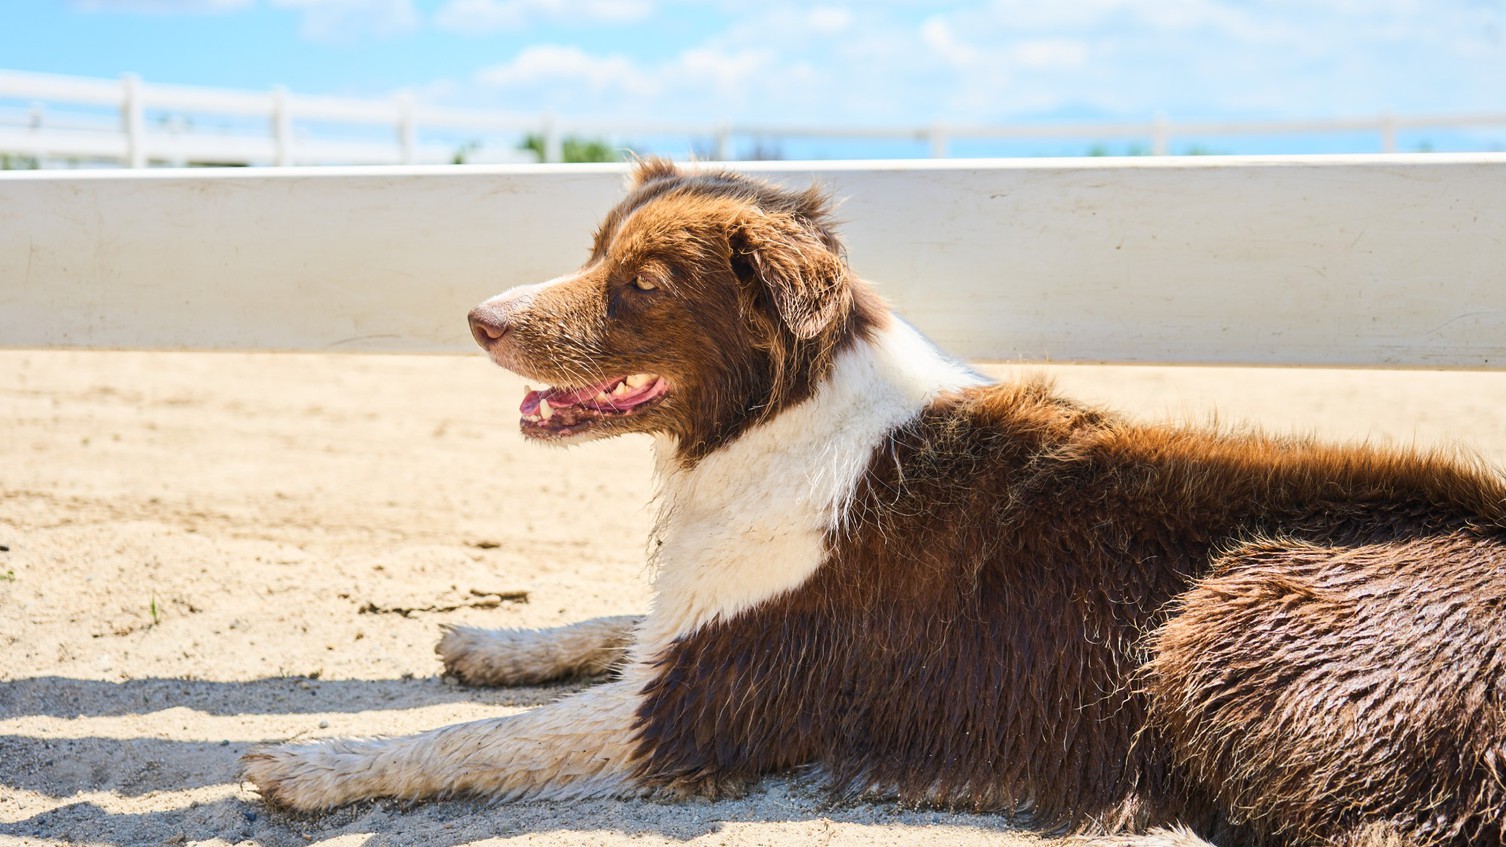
top-left (3, 0), bottom-right (1505, 158)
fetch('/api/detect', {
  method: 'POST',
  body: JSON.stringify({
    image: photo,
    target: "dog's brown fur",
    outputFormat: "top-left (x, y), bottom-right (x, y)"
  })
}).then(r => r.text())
top-left (632, 373), bottom-right (1506, 845)
top-left (1146, 533), bottom-right (1506, 846)
top-left (249, 161), bottom-right (1506, 846)
top-left (470, 160), bottom-right (886, 463)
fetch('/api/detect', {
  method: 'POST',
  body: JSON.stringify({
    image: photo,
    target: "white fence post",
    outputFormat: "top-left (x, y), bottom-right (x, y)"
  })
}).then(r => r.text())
top-left (541, 113), bottom-right (562, 163)
top-left (272, 85), bottom-right (293, 166)
top-left (397, 92), bottom-right (417, 165)
top-left (1151, 112), bottom-right (1170, 156)
top-left (929, 123), bottom-right (949, 158)
top-left (121, 73), bottom-right (145, 168)
top-left (714, 121), bottom-right (731, 161)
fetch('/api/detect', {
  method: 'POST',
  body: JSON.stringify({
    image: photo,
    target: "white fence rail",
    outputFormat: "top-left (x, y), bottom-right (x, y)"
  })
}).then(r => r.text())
top-left (4, 70), bottom-right (1506, 167)
top-left (2, 156), bottom-right (1504, 367)
top-left (0, 70), bottom-right (537, 167)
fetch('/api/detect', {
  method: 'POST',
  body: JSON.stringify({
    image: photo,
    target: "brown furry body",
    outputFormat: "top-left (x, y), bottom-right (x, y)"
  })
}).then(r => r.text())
top-left (636, 380), bottom-right (1506, 846)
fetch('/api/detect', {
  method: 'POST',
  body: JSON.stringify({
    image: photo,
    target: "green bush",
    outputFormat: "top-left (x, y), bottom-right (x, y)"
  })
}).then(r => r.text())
top-left (518, 133), bottom-right (623, 163)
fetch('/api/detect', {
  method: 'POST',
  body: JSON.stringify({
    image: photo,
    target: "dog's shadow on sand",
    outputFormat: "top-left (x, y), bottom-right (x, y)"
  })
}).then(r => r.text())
top-left (0, 674), bottom-right (570, 719)
top-left (2, 781), bottom-right (1034, 847)
top-left (0, 675), bottom-right (1032, 846)
top-left (0, 673), bottom-right (584, 797)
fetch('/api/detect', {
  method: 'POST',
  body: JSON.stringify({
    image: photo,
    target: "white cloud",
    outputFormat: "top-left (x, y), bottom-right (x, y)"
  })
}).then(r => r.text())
top-left (429, 0), bottom-right (1505, 147)
top-left (69, 0), bottom-right (421, 41)
top-left (434, 0), bottom-right (655, 32)
top-left (895, 0), bottom-right (1506, 121)
top-left (1013, 38), bottom-right (1089, 70)
top-left (476, 44), bottom-right (659, 97)
top-left (68, 0), bottom-right (251, 11)
top-left (805, 6), bottom-right (853, 35)
top-left (980, 0), bottom-right (1135, 29)
top-left (474, 42), bottom-right (778, 102)
top-left (471, 39), bottom-right (817, 122)
top-left (268, 0), bottom-right (420, 41)
top-left (920, 15), bottom-right (981, 67)
top-left (677, 47), bottom-right (777, 96)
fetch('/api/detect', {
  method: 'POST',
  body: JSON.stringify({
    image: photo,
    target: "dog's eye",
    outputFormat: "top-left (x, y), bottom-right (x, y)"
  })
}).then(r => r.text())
top-left (633, 275), bottom-right (658, 292)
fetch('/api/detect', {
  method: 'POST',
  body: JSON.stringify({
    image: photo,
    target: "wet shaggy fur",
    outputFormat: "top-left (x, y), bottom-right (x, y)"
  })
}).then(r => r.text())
top-left (1145, 535), bottom-right (1506, 846)
top-left (632, 378), bottom-right (1506, 845)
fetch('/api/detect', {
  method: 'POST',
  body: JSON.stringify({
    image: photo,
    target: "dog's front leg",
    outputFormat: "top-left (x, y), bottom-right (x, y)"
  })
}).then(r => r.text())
top-left (241, 678), bottom-right (642, 811)
top-left (436, 614), bottom-right (642, 685)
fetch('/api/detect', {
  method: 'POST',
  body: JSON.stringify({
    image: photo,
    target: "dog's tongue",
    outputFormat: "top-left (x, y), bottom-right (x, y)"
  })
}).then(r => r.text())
top-left (519, 377), bottom-right (661, 415)
top-left (519, 382), bottom-right (601, 415)
top-left (548, 383), bottom-right (609, 406)
top-left (518, 389), bottom-right (548, 416)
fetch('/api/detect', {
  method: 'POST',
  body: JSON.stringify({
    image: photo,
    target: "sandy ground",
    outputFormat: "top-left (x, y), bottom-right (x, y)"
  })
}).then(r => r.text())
top-left (2, 349), bottom-right (1504, 847)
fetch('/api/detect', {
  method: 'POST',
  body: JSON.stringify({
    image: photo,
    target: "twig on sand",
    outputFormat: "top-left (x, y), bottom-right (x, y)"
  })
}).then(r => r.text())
top-left (358, 588), bottom-right (529, 618)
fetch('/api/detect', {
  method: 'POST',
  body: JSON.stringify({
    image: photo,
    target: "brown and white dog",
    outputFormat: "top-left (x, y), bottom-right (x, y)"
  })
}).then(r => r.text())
top-left (243, 161), bottom-right (1506, 847)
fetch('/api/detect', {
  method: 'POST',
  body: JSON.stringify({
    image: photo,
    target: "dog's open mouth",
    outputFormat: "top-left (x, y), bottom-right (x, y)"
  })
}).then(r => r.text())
top-left (519, 373), bottom-right (669, 438)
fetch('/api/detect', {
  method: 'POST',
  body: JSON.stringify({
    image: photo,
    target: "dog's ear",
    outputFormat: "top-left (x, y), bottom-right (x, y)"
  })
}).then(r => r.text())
top-left (731, 211), bottom-right (850, 341)
top-left (629, 157), bottom-right (679, 188)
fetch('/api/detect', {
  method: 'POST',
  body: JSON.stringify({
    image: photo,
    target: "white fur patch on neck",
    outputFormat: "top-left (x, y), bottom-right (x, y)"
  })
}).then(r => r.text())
top-left (635, 318), bottom-right (986, 658)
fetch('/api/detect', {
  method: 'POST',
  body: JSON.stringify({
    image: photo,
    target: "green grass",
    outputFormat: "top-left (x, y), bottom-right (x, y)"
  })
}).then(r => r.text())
top-left (1, 153), bottom-right (40, 170)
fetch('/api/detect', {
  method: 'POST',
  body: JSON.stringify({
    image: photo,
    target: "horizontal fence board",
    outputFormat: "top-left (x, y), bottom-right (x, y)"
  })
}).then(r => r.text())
top-left (6, 70), bottom-right (1506, 165)
top-left (2, 156), bottom-right (1504, 367)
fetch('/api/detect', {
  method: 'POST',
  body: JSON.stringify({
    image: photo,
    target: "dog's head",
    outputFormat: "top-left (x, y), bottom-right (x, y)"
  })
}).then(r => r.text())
top-left (469, 159), bottom-right (882, 461)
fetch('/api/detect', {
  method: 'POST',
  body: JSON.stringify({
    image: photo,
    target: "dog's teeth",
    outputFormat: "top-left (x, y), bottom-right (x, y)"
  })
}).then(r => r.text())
top-left (625, 373), bottom-right (651, 388)
top-left (539, 398), bottom-right (553, 420)
top-left (524, 384), bottom-right (533, 394)
top-left (595, 391), bottom-right (610, 403)
top-left (612, 382), bottom-right (630, 396)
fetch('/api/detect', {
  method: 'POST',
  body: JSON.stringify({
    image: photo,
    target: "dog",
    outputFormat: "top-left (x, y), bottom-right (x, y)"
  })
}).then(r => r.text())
top-left (243, 160), bottom-right (1506, 846)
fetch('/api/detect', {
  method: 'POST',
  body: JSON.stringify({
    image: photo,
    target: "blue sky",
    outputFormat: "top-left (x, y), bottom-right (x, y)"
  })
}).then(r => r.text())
top-left (4, 0), bottom-right (1505, 157)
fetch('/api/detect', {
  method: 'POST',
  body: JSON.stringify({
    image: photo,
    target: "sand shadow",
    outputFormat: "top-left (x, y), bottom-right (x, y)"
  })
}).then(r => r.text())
top-left (0, 674), bottom-right (595, 718)
top-left (0, 735), bottom-right (252, 797)
top-left (0, 780), bottom-right (1032, 847)
top-left (1, 674), bottom-right (601, 802)
top-left (0, 675), bottom-right (1034, 845)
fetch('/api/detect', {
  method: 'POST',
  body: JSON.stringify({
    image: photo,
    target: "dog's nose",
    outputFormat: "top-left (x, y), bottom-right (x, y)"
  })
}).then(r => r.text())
top-left (468, 307), bottom-right (511, 350)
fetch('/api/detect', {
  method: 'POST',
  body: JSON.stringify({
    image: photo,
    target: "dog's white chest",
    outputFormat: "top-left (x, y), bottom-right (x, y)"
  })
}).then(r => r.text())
top-left (636, 322), bottom-right (986, 656)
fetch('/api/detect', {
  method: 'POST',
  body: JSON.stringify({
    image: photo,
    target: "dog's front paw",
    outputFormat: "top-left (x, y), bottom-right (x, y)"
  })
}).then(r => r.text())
top-left (241, 742), bottom-right (373, 812)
